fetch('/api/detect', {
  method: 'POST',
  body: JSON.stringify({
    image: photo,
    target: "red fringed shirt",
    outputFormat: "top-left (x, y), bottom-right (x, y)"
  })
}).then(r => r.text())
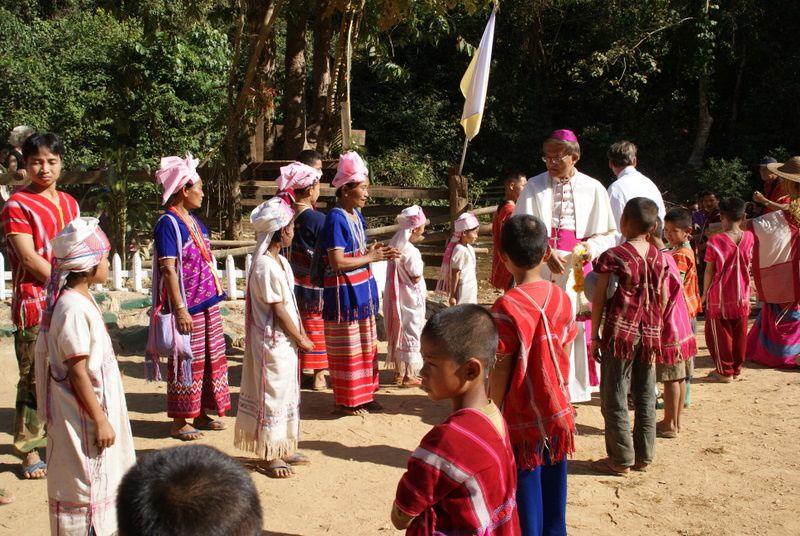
top-left (492, 281), bottom-right (577, 469)
top-left (593, 242), bottom-right (668, 362)
top-left (704, 231), bottom-right (754, 319)
top-left (490, 201), bottom-right (515, 290)
top-left (394, 405), bottom-right (521, 536)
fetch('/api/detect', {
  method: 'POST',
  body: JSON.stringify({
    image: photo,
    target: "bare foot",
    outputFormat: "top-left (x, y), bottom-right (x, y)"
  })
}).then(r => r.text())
top-left (22, 451), bottom-right (47, 479)
top-left (0, 488), bottom-right (14, 505)
top-left (313, 370), bottom-right (327, 390)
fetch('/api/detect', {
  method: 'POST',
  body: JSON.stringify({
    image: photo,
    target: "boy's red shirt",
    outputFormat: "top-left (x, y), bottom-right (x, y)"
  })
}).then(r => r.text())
top-left (490, 201), bottom-right (515, 290)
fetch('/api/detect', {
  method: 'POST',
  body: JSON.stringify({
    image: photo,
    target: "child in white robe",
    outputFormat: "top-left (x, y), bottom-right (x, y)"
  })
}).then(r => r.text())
top-left (384, 205), bottom-right (427, 386)
top-left (235, 197), bottom-right (314, 479)
top-left (35, 217), bottom-right (136, 536)
top-left (437, 212), bottom-right (480, 305)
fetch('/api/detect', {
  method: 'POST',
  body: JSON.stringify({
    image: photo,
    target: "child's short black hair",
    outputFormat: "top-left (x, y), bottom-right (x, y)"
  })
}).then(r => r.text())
top-left (22, 132), bottom-right (64, 161)
top-left (622, 197), bottom-right (660, 235)
top-left (503, 170), bottom-right (526, 185)
top-left (117, 445), bottom-right (262, 536)
top-left (719, 197), bottom-right (747, 222)
top-left (421, 304), bottom-right (497, 372)
top-left (664, 207), bottom-right (692, 229)
top-left (296, 149), bottom-right (323, 166)
top-left (500, 214), bottom-right (548, 269)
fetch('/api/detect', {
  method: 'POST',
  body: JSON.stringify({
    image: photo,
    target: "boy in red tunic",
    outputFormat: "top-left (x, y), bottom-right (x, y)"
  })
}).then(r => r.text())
top-left (702, 197), bottom-right (754, 382)
top-left (490, 214), bottom-right (577, 536)
top-left (1, 132), bottom-right (79, 479)
top-left (590, 198), bottom-right (669, 474)
top-left (392, 305), bottom-right (521, 535)
top-left (491, 171), bottom-right (527, 291)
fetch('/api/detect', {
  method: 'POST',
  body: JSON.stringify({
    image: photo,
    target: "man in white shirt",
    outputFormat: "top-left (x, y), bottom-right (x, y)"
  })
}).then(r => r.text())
top-left (514, 129), bottom-right (617, 403)
top-left (606, 141), bottom-right (666, 239)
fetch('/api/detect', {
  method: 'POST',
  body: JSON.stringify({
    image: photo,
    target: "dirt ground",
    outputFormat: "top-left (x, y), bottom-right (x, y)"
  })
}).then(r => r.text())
top-left (1, 252), bottom-right (799, 535)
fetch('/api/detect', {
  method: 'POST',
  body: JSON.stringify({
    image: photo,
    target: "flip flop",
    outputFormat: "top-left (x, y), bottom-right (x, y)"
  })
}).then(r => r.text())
top-left (193, 419), bottom-right (226, 431)
top-left (656, 428), bottom-right (678, 439)
top-left (171, 428), bottom-right (203, 441)
top-left (283, 453), bottom-right (311, 466)
top-left (22, 460), bottom-right (47, 480)
top-left (334, 405), bottom-right (368, 416)
top-left (258, 463), bottom-right (294, 479)
top-left (590, 458), bottom-right (629, 476)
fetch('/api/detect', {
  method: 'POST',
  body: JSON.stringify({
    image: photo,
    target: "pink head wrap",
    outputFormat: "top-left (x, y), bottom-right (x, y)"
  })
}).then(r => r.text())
top-left (332, 151), bottom-right (368, 189)
top-left (547, 129), bottom-right (579, 143)
top-left (155, 154), bottom-right (200, 206)
top-left (276, 161), bottom-right (323, 192)
top-left (388, 205), bottom-right (427, 250)
top-left (436, 212), bottom-right (480, 297)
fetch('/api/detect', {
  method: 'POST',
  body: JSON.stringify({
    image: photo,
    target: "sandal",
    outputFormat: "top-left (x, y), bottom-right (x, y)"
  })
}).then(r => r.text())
top-left (171, 427), bottom-right (203, 441)
top-left (258, 462), bottom-right (294, 479)
top-left (334, 405), bottom-right (368, 416)
top-left (362, 401), bottom-right (383, 412)
top-left (283, 453), bottom-right (311, 466)
top-left (656, 428), bottom-right (678, 439)
top-left (706, 371), bottom-right (733, 383)
top-left (193, 418), bottom-right (227, 431)
top-left (590, 458), bottom-right (629, 476)
top-left (22, 459), bottom-right (47, 480)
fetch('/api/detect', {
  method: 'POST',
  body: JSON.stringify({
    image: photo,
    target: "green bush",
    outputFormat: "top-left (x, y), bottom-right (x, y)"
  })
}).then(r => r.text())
top-left (697, 157), bottom-right (750, 199)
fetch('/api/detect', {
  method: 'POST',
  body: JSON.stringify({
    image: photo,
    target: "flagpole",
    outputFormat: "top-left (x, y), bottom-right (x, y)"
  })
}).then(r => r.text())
top-left (457, 137), bottom-right (469, 176)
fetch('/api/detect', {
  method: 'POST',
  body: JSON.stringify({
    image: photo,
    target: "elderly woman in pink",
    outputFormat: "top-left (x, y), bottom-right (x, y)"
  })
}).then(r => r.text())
top-left (321, 151), bottom-right (397, 415)
top-left (147, 155), bottom-right (231, 440)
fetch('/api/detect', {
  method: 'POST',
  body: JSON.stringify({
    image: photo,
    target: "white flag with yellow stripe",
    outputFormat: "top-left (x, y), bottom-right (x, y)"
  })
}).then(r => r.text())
top-left (460, 5), bottom-right (497, 141)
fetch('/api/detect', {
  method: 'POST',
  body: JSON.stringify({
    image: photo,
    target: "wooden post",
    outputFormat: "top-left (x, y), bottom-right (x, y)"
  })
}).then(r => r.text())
top-left (226, 255), bottom-right (237, 301)
top-left (448, 166), bottom-right (469, 226)
top-left (112, 253), bottom-right (124, 291)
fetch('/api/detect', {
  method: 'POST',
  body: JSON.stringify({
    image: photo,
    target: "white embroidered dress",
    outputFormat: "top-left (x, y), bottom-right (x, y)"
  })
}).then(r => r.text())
top-left (384, 241), bottom-right (426, 374)
top-left (451, 243), bottom-right (478, 304)
top-left (515, 170), bottom-right (617, 402)
top-left (39, 290), bottom-right (135, 536)
top-left (235, 253), bottom-right (301, 460)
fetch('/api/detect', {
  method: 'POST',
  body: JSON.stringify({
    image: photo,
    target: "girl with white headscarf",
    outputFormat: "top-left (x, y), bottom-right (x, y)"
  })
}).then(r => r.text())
top-left (235, 198), bottom-right (314, 478)
top-left (35, 217), bottom-right (136, 535)
top-left (384, 205), bottom-right (427, 386)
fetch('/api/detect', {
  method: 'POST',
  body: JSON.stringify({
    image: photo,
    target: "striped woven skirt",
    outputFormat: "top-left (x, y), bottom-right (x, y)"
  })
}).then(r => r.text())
top-left (167, 305), bottom-right (232, 418)
top-left (300, 313), bottom-right (328, 370)
top-left (746, 303), bottom-right (800, 368)
top-left (325, 316), bottom-right (378, 408)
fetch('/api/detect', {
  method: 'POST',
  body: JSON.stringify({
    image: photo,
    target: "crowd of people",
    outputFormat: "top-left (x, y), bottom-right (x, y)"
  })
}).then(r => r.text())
top-left (0, 127), bottom-right (799, 535)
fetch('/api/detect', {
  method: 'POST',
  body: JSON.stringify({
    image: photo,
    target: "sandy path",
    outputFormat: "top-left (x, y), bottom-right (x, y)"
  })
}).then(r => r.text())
top-left (1, 285), bottom-right (799, 535)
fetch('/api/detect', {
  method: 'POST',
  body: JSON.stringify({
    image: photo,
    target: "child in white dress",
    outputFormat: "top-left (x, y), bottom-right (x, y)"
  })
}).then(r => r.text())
top-left (35, 217), bottom-right (135, 536)
top-left (384, 205), bottom-right (427, 386)
top-left (437, 212), bottom-right (480, 305)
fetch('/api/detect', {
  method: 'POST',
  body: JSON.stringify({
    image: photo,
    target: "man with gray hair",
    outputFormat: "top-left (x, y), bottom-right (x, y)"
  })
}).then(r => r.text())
top-left (606, 141), bottom-right (666, 240)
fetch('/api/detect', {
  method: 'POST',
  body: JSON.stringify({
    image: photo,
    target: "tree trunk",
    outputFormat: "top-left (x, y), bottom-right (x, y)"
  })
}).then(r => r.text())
top-left (307, 0), bottom-right (333, 150)
top-left (283, 0), bottom-right (308, 158)
top-left (728, 41), bottom-right (746, 146)
top-left (222, 0), bottom-right (284, 239)
top-left (687, 74), bottom-right (713, 170)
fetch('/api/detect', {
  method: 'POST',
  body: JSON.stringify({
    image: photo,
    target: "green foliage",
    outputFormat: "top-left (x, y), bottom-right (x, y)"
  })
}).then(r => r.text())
top-left (697, 157), bottom-right (750, 199)
top-left (369, 147), bottom-right (438, 187)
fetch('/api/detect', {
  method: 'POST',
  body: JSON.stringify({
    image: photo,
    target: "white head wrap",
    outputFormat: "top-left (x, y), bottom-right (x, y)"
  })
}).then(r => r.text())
top-left (250, 197), bottom-right (295, 260)
top-left (388, 205), bottom-right (427, 250)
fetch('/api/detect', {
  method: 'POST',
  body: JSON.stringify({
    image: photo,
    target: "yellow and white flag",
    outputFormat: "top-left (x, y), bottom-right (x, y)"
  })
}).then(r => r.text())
top-left (460, 5), bottom-right (497, 141)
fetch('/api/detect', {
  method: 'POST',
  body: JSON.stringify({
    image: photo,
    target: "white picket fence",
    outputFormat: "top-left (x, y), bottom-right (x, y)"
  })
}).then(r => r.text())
top-left (0, 252), bottom-right (253, 301)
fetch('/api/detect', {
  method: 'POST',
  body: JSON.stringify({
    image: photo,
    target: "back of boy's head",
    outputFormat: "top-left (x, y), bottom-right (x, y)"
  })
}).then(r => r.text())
top-left (500, 214), bottom-right (548, 269)
top-left (607, 140), bottom-right (637, 168)
top-left (421, 304), bottom-right (497, 373)
top-left (117, 445), bottom-right (262, 536)
top-left (719, 197), bottom-right (746, 222)
top-left (22, 132), bottom-right (64, 161)
top-left (664, 207), bottom-right (692, 229)
top-left (296, 149), bottom-right (323, 166)
top-left (503, 171), bottom-right (526, 185)
top-left (622, 197), bottom-right (659, 235)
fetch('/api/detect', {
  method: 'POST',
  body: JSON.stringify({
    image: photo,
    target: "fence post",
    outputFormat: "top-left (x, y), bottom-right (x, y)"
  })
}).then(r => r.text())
top-left (0, 253), bottom-right (6, 301)
top-left (448, 166), bottom-right (469, 225)
top-left (245, 254), bottom-right (253, 280)
top-left (132, 253), bottom-right (144, 293)
top-left (225, 255), bottom-right (237, 301)
top-left (112, 253), bottom-right (123, 290)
